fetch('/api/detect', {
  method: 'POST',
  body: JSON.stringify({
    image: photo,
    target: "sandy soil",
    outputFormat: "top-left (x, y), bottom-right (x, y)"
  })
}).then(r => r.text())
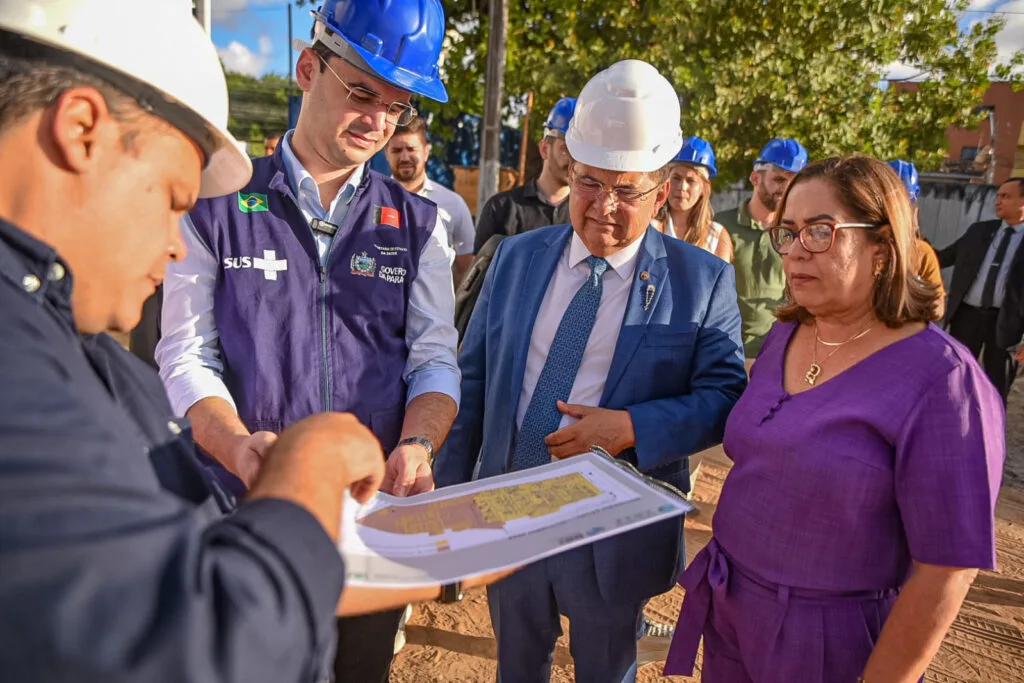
top-left (391, 383), bottom-right (1024, 683)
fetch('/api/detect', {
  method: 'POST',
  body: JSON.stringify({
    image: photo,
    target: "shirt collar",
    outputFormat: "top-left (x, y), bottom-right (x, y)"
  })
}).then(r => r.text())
top-left (417, 177), bottom-right (436, 197)
top-left (739, 200), bottom-right (762, 229)
top-left (1003, 220), bottom-right (1024, 233)
top-left (280, 131), bottom-right (362, 207)
top-left (566, 230), bottom-right (643, 281)
top-left (0, 217), bottom-right (75, 321)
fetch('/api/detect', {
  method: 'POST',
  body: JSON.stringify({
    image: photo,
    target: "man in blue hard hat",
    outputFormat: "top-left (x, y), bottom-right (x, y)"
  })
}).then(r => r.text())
top-left (155, 1), bottom-right (462, 680)
top-left (717, 137), bottom-right (808, 360)
top-left (472, 97), bottom-right (576, 252)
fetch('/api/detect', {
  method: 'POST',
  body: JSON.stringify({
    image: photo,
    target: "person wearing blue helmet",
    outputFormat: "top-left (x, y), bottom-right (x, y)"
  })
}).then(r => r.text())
top-left (155, 1), bottom-right (467, 681)
top-left (717, 137), bottom-right (808, 361)
top-left (888, 159), bottom-right (944, 297)
top-left (472, 97), bottom-right (575, 252)
top-left (659, 136), bottom-right (734, 262)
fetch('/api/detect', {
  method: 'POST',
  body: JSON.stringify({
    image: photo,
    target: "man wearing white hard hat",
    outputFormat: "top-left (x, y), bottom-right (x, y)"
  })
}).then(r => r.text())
top-left (434, 60), bottom-right (746, 682)
top-left (154, 0), bottom-right (463, 679)
top-left (0, 2), bottom-right (508, 682)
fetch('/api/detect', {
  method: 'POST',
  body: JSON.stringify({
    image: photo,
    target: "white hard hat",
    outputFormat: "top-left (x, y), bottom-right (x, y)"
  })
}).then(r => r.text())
top-left (0, 0), bottom-right (252, 198)
top-left (566, 60), bottom-right (683, 173)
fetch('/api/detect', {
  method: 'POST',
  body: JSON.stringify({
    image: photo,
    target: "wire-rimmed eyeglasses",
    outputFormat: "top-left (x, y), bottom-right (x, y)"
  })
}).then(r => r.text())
top-left (316, 54), bottom-right (417, 127)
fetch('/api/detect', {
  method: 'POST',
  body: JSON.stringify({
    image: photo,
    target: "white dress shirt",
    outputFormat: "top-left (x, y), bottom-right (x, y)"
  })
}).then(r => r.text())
top-left (516, 232), bottom-right (642, 432)
top-left (156, 132), bottom-right (460, 418)
top-left (418, 179), bottom-right (476, 256)
top-left (963, 220), bottom-right (1024, 309)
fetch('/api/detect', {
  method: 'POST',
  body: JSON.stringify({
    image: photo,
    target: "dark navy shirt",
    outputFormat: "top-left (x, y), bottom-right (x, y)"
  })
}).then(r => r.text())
top-left (0, 217), bottom-right (343, 682)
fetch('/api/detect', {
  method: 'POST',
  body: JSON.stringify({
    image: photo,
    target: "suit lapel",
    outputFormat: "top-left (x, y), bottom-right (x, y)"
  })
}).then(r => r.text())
top-left (509, 226), bottom-right (573, 408)
top-left (601, 228), bottom-right (668, 403)
top-left (965, 221), bottom-right (1002, 285)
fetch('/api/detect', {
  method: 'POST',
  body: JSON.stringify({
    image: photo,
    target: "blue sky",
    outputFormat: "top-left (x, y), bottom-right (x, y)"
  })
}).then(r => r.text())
top-left (209, 0), bottom-right (1023, 79)
top-left (211, 1), bottom-right (311, 78)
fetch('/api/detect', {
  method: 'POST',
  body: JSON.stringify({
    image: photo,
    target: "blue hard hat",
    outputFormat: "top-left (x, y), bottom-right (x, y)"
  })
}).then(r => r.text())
top-left (888, 159), bottom-right (921, 203)
top-left (311, 0), bottom-right (449, 103)
top-left (673, 136), bottom-right (718, 179)
top-left (755, 138), bottom-right (808, 173)
top-left (543, 97), bottom-right (577, 136)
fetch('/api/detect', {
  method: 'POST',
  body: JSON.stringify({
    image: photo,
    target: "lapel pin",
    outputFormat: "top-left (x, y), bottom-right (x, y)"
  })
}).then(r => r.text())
top-left (640, 271), bottom-right (650, 281)
top-left (644, 284), bottom-right (655, 311)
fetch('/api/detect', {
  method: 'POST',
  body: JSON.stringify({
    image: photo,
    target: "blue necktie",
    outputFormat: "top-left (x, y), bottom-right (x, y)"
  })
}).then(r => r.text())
top-left (511, 255), bottom-right (609, 471)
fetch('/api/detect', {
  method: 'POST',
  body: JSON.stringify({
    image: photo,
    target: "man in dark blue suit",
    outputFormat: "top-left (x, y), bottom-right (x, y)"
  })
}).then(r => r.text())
top-left (433, 60), bottom-right (747, 683)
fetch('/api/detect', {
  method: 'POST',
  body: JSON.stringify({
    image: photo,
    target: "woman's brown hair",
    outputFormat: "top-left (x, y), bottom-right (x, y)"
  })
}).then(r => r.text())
top-left (774, 155), bottom-right (944, 326)
top-left (660, 163), bottom-right (714, 248)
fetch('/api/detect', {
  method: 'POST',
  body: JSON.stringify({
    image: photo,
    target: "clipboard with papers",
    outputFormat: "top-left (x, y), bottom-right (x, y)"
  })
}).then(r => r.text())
top-left (338, 449), bottom-right (693, 587)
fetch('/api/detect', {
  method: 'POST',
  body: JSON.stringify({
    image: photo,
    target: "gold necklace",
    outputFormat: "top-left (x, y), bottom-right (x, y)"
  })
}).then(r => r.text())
top-left (805, 321), bottom-right (876, 386)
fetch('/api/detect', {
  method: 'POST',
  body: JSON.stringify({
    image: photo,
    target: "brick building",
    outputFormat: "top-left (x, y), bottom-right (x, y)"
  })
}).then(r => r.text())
top-left (940, 82), bottom-right (1023, 185)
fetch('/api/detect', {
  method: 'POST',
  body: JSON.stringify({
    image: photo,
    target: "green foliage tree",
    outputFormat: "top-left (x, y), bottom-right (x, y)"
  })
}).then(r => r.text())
top-left (427, 0), bottom-right (1022, 185)
top-left (223, 70), bottom-right (292, 141)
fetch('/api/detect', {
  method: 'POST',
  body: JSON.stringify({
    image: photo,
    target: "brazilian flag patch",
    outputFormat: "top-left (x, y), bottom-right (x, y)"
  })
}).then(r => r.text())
top-left (237, 192), bottom-right (269, 213)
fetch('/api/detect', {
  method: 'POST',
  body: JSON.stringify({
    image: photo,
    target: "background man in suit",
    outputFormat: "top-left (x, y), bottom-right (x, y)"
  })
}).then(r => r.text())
top-left (433, 60), bottom-right (747, 683)
top-left (939, 177), bottom-right (1024, 400)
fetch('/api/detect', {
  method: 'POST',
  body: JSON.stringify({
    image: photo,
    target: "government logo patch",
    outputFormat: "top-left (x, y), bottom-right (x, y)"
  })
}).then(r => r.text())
top-left (350, 251), bottom-right (376, 277)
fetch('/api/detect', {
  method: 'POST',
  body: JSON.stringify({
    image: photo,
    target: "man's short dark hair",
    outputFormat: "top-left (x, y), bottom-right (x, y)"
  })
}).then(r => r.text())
top-left (1003, 177), bottom-right (1024, 195)
top-left (393, 116), bottom-right (428, 145)
top-left (0, 40), bottom-right (148, 148)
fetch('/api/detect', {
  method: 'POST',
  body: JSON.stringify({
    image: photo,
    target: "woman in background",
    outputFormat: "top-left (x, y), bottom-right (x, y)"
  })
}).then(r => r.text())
top-left (657, 136), bottom-right (734, 262)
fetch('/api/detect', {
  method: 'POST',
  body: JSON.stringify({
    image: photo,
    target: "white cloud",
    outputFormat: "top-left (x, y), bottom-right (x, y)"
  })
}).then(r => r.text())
top-left (211, 0), bottom-right (248, 24)
top-left (884, 61), bottom-right (927, 81)
top-left (967, 0), bottom-right (1003, 10)
top-left (211, 0), bottom-right (284, 25)
top-left (217, 34), bottom-right (273, 76)
top-left (993, 0), bottom-right (1024, 70)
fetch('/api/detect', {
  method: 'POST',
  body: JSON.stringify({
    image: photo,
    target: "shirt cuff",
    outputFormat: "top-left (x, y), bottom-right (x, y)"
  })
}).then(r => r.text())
top-left (406, 365), bottom-right (461, 407)
top-left (164, 366), bottom-right (238, 418)
top-left (229, 498), bottom-right (345, 633)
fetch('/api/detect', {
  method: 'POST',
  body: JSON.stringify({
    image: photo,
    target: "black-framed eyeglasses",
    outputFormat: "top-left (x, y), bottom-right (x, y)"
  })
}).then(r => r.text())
top-left (768, 221), bottom-right (881, 255)
top-left (570, 170), bottom-right (661, 207)
top-left (316, 54), bottom-right (417, 126)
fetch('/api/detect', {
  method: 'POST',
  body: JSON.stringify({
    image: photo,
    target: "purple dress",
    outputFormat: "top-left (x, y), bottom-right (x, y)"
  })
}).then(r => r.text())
top-left (665, 321), bottom-right (1005, 683)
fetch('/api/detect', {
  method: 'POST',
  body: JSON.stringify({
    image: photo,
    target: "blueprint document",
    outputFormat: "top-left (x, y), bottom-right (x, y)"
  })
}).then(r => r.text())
top-left (339, 452), bottom-right (693, 587)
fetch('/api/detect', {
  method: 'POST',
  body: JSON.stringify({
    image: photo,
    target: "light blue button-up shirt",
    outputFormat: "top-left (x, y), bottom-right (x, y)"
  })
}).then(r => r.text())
top-left (156, 133), bottom-right (461, 420)
top-left (963, 221), bottom-right (1024, 309)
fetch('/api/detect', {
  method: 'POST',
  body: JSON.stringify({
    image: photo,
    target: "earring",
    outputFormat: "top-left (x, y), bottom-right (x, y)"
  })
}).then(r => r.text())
top-left (873, 261), bottom-right (885, 279)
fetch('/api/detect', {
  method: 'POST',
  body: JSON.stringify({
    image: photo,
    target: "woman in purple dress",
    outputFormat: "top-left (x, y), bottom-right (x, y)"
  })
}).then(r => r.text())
top-left (665, 156), bottom-right (1005, 683)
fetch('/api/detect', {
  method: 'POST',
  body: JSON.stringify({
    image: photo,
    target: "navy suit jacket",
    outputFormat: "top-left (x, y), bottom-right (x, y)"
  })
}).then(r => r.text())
top-left (434, 225), bottom-right (746, 604)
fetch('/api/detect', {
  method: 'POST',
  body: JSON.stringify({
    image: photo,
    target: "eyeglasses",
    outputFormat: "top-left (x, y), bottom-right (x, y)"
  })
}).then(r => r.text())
top-left (768, 221), bottom-right (881, 255)
top-left (316, 54), bottom-right (417, 126)
top-left (570, 173), bottom-right (661, 207)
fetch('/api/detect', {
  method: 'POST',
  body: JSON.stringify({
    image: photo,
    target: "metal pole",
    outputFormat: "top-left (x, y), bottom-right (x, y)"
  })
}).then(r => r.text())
top-left (287, 3), bottom-right (294, 84)
top-left (477, 0), bottom-right (508, 213)
top-left (517, 92), bottom-right (534, 186)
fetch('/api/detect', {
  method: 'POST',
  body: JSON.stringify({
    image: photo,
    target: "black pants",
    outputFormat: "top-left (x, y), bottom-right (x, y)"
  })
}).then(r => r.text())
top-left (949, 304), bottom-right (1018, 402)
top-left (333, 609), bottom-right (404, 683)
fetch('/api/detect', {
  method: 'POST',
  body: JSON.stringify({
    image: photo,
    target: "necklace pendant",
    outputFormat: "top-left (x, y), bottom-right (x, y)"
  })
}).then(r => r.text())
top-left (805, 362), bottom-right (822, 386)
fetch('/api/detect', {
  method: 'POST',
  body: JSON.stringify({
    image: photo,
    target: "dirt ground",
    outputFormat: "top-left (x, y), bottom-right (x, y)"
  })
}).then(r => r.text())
top-left (391, 383), bottom-right (1024, 683)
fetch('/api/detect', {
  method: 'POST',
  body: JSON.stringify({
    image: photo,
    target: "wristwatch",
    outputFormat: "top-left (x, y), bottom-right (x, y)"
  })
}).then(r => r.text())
top-left (439, 581), bottom-right (463, 604)
top-left (397, 436), bottom-right (434, 462)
